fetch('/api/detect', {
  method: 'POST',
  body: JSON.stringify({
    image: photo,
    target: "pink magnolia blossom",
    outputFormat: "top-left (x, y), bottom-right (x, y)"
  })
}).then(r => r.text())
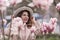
top-left (11, 17), bottom-right (24, 35)
top-left (30, 26), bottom-right (36, 33)
top-left (47, 26), bottom-right (54, 33)
top-left (48, 18), bottom-right (57, 33)
top-left (9, 0), bottom-right (22, 5)
top-left (56, 2), bottom-right (60, 11)
top-left (41, 22), bottom-right (48, 34)
top-left (32, 0), bottom-right (54, 10)
top-left (0, 0), bottom-right (10, 11)
top-left (12, 17), bottom-right (24, 29)
top-left (49, 18), bottom-right (57, 25)
top-left (40, 18), bottom-right (57, 34)
top-left (0, 0), bottom-right (9, 7)
top-left (5, 17), bottom-right (23, 35)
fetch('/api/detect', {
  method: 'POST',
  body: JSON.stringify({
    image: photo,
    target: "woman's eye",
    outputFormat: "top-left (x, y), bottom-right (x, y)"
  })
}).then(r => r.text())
top-left (23, 14), bottom-right (28, 16)
top-left (23, 14), bottom-right (26, 16)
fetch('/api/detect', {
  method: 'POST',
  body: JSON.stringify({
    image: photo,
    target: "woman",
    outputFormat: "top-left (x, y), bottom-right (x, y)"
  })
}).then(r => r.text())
top-left (5, 6), bottom-right (41, 40)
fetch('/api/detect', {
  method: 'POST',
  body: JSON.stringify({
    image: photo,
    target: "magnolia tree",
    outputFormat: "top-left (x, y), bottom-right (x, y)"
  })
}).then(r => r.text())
top-left (28, 0), bottom-right (54, 10)
top-left (0, 0), bottom-right (10, 40)
top-left (40, 18), bottom-right (57, 35)
top-left (0, 0), bottom-right (23, 40)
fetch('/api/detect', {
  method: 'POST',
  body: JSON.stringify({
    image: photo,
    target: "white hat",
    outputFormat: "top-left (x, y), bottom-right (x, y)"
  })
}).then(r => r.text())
top-left (13, 6), bottom-right (33, 17)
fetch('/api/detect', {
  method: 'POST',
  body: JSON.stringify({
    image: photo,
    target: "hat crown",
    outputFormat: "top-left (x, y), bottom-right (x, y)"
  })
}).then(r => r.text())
top-left (13, 6), bottom-right (33, 17)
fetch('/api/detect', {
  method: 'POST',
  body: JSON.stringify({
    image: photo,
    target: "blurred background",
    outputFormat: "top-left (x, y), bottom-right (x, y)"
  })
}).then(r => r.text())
top-left (0, 0), bottom-right (60, 40)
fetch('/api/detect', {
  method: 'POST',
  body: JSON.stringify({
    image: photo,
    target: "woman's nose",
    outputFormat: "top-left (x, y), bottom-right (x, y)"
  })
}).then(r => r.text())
top-left (25, 16), bottom-right (29, 18)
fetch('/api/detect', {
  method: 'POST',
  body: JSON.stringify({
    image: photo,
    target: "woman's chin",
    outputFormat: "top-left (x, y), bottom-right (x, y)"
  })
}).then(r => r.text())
top-left (23, 21), bottom-right (28, 23)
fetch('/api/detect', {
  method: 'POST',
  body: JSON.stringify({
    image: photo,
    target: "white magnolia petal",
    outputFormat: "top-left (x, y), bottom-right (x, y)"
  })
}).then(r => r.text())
top-left (28, 2), bottom-right (35, 7)
top-left (9, 0), bottom-right (22, 5)
top-left (16, 0), bottom-right (22, 4)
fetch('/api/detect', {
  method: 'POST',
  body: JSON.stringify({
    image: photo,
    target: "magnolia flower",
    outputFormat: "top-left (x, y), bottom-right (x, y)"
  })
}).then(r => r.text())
top-left (4, 17), bottom-right (24, 35)
top-left (9, 0), bottom-right (22, 5)
top-left (0, 0), bottom-right (10, 12)
top-left (40, 18), bottom-right (57, 34)
top-left (12, 17), bottom-right (24, 28)
top-left (47, 26), bottom-right (54, 33)
top-left (41, 0), bottom-right (54, 10)
top-left (11, 17), bottom-right (24, 35)
top-left (28, 2), bottom-right (35, 7)
top-left (56, 2), bottom-right (60, 11)
top-left (49, 18), bottom-right (57, 25)
top-left (30, 26), bottom-right (36, 33)
top-left (3, 19), bottom-right (7, 25)
top-left (0, 0), bottom-right (10, 9)
top-left (42, 22), bottom-right (48, 34)
top-left (0, 0), bottom-right (10, 7)
top-left (32, 0), bottom-right (54, 10)
top-left (12, 17), bottom-right (23, 26)
top-left (48, 18), bottom-right (57, 33)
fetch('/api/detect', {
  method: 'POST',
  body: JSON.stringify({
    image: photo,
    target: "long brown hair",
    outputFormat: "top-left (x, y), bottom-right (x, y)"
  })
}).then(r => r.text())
top-left (16, 10), bottom-right (33, 27)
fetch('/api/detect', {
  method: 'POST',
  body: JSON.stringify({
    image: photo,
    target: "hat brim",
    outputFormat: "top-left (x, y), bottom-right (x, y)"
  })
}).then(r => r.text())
top-left (13, 6), bottom-right (33, 17)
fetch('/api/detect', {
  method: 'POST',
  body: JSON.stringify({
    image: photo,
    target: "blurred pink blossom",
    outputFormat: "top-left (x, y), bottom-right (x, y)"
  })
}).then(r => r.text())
top-left (0, 0), bottom-right (10, 11)
top-left (0, 0), bottom-right (10, 7)
top-left (32, 0), bottom-right (54, 10)
top-left (9, 0), bottom-right (22, 5)
top-left (49, 18), bottom-right (57, 25)
top-left (30, 26), bottom-right (36, 33)
top-left (56, 2), bottom-right (60, 11)
top-left (40, 18), bottom-right (57, 35)
top-left (28, 2), bottom-right (35, 7)
top-left (40, 22), bottom-right (48, 34)
top-left (11, 17), bottom-right (24, 35)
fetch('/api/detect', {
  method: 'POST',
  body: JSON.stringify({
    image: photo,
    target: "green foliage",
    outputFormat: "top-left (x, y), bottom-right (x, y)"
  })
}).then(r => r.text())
top-left (36, 34), bottom-right (60, 40)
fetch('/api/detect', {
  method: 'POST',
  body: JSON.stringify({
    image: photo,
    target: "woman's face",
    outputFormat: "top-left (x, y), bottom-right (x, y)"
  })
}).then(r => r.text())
top-left (21, 11), bottom-right (29, 23)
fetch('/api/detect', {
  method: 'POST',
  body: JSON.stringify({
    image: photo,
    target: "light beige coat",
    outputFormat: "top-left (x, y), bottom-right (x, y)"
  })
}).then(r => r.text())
top-left (4, 17), bottom-right (41, 40)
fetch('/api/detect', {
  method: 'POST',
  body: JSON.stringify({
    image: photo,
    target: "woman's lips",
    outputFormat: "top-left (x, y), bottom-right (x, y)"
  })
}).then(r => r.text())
top-left (24, 19), bottom-right (28, 21)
